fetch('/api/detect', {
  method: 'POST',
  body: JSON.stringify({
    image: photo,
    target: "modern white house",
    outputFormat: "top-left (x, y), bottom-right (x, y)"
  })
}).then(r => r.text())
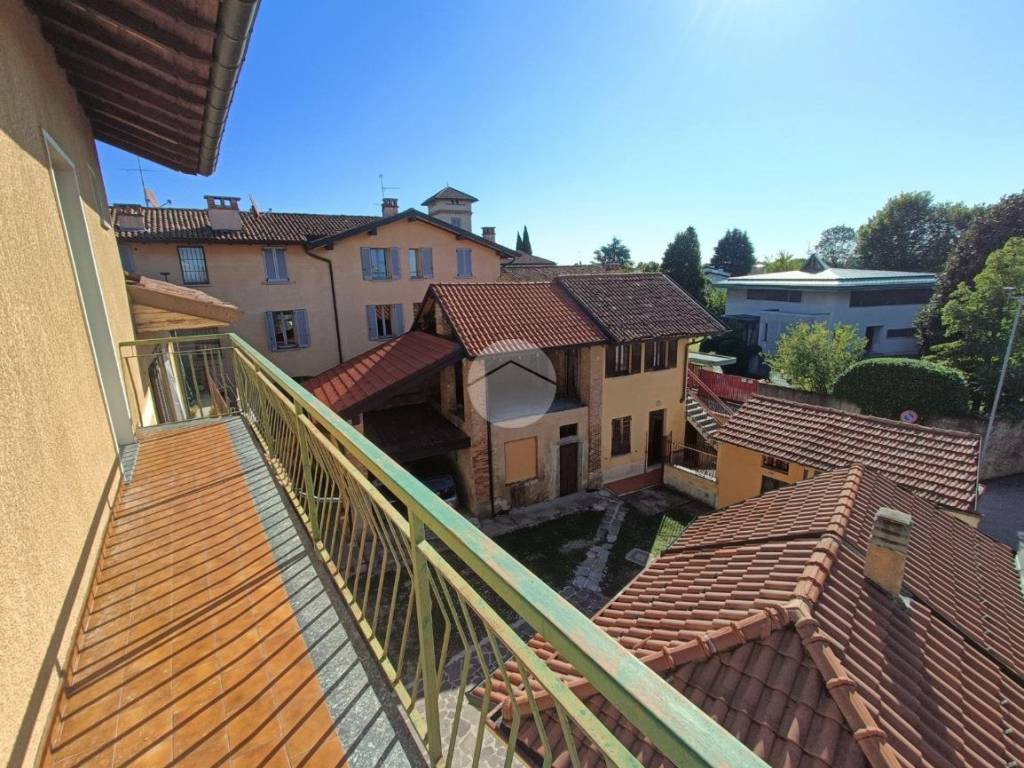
top-left (721, 256), bottom-right (935, 357)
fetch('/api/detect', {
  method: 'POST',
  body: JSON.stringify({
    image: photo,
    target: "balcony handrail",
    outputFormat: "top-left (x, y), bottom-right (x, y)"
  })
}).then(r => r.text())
top-left (119, 333), bottom-right (764, 767)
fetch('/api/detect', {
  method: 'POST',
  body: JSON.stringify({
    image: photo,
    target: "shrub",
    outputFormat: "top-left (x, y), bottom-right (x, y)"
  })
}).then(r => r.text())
top-left (833, 358), bottom-right (970, 421)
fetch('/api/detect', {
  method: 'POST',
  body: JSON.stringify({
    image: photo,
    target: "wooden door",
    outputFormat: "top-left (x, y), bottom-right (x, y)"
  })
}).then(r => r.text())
top-left (647, 409), bottom-right (665, 466)
top-left (559, 442), bottom-right (579, 496)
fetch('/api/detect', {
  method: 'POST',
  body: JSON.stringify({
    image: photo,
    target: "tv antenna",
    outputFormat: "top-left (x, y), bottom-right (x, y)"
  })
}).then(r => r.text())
top-left (120, 157), bottom-right (171, 206)
top-left (378, 173), bottom-right (399, 201)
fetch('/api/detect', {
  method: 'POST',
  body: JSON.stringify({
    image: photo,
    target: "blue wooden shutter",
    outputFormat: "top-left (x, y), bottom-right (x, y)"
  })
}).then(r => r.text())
top-left (360, 247), bottom-right (372, 280)
top-left (366, 305), bottom-right (378, 339)
top-left (276, 249), bottom-right (289, 281)
top-left (390, 246), bottom-right (401, 279)
top-left (421, 247), bottom-right (433, 277)
top-left (295, 309), bottom-right (310, 347)
top-left (264, 311), bottom-right (278, 351)
top-left (262, 248), bottom-right (276, 281)
top-left (392, 304), bottom-right (405, 334)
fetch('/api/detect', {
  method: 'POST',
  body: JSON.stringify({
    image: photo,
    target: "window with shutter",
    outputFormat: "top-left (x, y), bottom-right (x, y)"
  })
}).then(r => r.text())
top-left (267, 310), bottom-right (299, 349)
top-left (263, 247), bottom-right (288, 282)
top-left (611, 416), bottom-right (631, 456)
top-left (456, 248), bottom-right (472, 277)
top-left (365, 248), bottom-right (390, 280)
top-left (367, 305), bottom-right (397, 339)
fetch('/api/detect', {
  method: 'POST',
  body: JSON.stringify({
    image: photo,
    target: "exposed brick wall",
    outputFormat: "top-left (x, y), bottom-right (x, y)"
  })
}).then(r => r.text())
top-left (463, 359), bottom-right (493, 516)
top-left (583, 346), bottom-right (603, 489)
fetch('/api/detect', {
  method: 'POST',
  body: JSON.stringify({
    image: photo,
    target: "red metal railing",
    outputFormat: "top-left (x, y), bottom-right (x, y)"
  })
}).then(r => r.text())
top-left (691, 366), bottom-right (758, 404)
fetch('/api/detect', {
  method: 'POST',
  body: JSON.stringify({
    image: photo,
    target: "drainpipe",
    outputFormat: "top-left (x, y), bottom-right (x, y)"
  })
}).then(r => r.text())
top-left (304, 244), bottom-right (344, 366)
top-left (487, 420), bottom-right (496, 517)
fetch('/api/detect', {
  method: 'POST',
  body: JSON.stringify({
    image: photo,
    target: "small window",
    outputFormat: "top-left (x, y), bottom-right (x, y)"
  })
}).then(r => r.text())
top-left (849, 288), bottom-right (932, 307)
top-left (408, 248), bottom-right (422, 278)
top-left (178, 246), bottom-right (208, 284)
top-left (560, 424), bottom-right (578, 439)
top-left (456, 248), bottom-right (473, 277)
top-left (374, 304), bottom-right (394, 338)
top-left (760, 475), bottom-right (786, 495)
top-left (262, 247), bottom-right (288, 282)
top-left (266, 309), bottom-right (310, 351)
top-left (644, 340), bottom-right (677, 371)
top-left (611, 416), bottom-right (631, 456)
top-left (367, 247), bottom-right (390, 280)
top-left (761, 454), bottom-right (790, 473)
top-left (367, 304), bottom-right (404, 339)
top-left (505, 437), bottom-right (538, 483)
top-left (886, 327), bottom-right (916, 338)
top-left (747, 288), bottom-right (802, 303)
top-left (450, 216), bottom-right (463, 230)
top-left (606, 342), bottom-right (642, 377)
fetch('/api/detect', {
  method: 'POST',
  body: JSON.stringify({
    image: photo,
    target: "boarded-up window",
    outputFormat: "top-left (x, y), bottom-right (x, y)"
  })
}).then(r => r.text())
top-left (504, 437), bottom-right (538, 483)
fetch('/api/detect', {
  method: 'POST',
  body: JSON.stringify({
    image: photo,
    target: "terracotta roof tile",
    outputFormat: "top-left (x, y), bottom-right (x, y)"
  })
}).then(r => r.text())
top-left (487, 467), bottom-right (1024, 768)
top-left (304, 331), bottom-right (462, 416)
top-left (556, 273), bottom-right (725, 341)
top-left (113, 205), bottom-right (377, 244)
top-left (716, 396), bottom-right (981, 514)
top-left (427, 282), bottom-right (607, 356)
top-left (500, 264), bottom-right (624, 281)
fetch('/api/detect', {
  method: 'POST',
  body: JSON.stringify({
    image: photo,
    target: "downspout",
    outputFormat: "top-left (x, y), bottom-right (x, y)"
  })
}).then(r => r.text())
top-left (487, 420), bottom-right (496, 517)
top-left (304, 244), bottom-right (344, 366)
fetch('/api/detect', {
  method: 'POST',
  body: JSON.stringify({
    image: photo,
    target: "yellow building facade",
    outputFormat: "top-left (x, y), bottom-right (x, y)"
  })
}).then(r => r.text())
top-left (715, 441), bottom-right (817, 509)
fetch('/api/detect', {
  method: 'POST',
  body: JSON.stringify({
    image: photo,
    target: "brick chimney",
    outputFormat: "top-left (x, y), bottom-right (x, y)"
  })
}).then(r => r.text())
top-left (482, 226), bottom-right (496, 242)
top-left (382, 197), bottom-right (398, 217)
top-left (205, 195), bottom-right (243, 231)
top-left (864, 507), bottom-right (912, 597)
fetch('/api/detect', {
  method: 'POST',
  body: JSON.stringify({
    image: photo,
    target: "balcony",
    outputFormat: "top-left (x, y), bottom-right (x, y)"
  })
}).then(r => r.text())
top-left (42, 333), bottom-right (762, 767)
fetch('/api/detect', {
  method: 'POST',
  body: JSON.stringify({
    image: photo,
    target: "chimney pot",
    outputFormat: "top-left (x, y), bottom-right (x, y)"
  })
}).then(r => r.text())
top-left (864, 507), bottom-right (912, 598)
top-left (482, 226), bottom-right (496, 242)
top-left (382, 198), bottom-right (399, 217)
top-left (205, 195), bottom-right (243, 231)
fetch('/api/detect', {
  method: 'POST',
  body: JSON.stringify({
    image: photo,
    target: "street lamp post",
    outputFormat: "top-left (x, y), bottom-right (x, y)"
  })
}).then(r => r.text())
top-left (982, 289), bottom-right (1024, 461)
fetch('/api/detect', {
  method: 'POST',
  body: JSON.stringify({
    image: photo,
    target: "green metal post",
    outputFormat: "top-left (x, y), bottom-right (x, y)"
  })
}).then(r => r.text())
top-left (409, 511), bottom-right (443, 764)
top-left (294, 395), bottom-right (321, 538)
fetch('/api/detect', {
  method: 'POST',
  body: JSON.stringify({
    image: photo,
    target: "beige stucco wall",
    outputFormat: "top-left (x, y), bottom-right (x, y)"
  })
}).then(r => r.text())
top-left (715, 441), bottom-right (815, 509)
top-left (0, 1), bottom-right (137, 762)
top-left (127, 218), bottom-right (504, 378)
top-left (600, 339), bottom-right (687, 483)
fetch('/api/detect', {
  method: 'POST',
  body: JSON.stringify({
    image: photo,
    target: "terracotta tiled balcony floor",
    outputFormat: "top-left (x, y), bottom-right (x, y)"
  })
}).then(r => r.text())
top-left (42, 418), bottom-right (423, 768)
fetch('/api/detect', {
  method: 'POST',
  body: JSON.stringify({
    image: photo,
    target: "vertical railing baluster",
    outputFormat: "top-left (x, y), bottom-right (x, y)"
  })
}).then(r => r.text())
top-left (409, 509), bottom-right (442, 764)
top-left (294, 395), bottom-right (320, 539)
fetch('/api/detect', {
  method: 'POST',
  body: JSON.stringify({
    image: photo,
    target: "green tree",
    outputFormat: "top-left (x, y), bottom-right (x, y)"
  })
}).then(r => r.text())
top-left (521, 226), bottom-right (533, 255)
top-left (705, 286), bottom-right (727, 317)
top-left (515, 230), bottom-right (523, 251)
top-left (592, 236), bottom-right (632, 268)
top-left (710, 229), bottom-right (755, 276)
top-left (810, 225), bottom-right (857, 267)
top-left (632, 260), bottom-right (660, 272)
top-left (661, 227), bottom-right (705, 303)
top-left (763, 250), bottom-right (803, 273)
top-left (930, 237), bottom-right (1024, 417)
top-left (917, 191), bottom-right (1024, 352)
top-left (766, 322), bottom-right (866, 393)
top-left (856, 191), bottom-right (974, 272)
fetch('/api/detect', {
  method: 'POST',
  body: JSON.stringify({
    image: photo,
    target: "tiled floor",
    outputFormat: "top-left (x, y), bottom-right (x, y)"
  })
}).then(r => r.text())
top-left (42, 418), bottom-right (422, 768)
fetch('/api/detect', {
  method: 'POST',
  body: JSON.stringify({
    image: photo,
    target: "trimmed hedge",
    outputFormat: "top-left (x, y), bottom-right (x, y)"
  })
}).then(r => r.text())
top-left (833, 358), bottom-right (970, 421)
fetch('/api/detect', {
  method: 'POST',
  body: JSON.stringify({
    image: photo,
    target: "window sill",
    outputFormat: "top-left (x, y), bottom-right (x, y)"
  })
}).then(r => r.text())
top-left (264, 279), bottom-right (292, 285)
top-left (183, 282), bottom-right (211, 287)
top-left (272, 345), bottom-right (303, 352)
top-left (455, 274), bottom-right (473, 279)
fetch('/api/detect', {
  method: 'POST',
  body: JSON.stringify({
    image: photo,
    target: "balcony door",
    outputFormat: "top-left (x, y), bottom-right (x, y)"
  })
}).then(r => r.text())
top-left (647, 408), bottom-right (665, 466)
top-left (44, 131), bottom-right (134, 448)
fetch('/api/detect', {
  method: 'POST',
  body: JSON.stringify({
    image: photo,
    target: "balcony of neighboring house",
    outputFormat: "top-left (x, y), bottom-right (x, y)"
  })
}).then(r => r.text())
top-left (40, 332), bottom-right (761, 767)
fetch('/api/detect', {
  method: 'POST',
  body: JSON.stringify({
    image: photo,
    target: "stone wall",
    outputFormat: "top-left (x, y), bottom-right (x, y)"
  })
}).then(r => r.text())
top-left (932, 415), bottom-right (1024, 480)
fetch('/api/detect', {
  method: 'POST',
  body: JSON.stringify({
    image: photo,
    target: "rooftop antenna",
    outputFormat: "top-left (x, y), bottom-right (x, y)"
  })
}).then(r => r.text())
top-left (120, 156), bottom-right (170, 206)
top-left (378, 173), bottom-right (399, 203)
top-left (249, 194), bottom-right (260, 216)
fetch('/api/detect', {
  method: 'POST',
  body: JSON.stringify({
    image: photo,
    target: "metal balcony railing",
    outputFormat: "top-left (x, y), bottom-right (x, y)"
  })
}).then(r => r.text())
top-left (119, 333), bottom-right (764, 767)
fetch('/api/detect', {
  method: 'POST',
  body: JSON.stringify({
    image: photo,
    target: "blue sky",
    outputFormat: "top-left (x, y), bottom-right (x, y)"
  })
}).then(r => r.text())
top-left (98, 1), bottom-right (1024, 266)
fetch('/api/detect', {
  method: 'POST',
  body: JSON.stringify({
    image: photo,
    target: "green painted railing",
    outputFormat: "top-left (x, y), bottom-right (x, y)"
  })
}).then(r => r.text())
top-left (120, 333), bottom-right (765, 768)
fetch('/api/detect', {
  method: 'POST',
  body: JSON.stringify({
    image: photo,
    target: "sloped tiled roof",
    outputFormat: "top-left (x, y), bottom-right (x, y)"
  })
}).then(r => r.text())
top-left (421, 186), bottom-right (479, 205)
top-left (716, 396), bottom-right (980, 513)
top-left (112, 205), bottom-right (377, 244)
top-left (427, 282), bottom-right (606, 356)
top-left (500, 263), bottom-right (622, 282)
top-left (487, 467), bottom-right (1024, 768)
top-left (556, 273), bottom-right (725, 341)
top-left (506, 252), bottom-right (557, 266)
top-left (304, 331), bottom-right (463, 417)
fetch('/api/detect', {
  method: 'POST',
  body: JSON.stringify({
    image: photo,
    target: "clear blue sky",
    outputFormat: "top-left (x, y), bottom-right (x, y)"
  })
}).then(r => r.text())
top-left (98, 1), bottom-right (1024, 266)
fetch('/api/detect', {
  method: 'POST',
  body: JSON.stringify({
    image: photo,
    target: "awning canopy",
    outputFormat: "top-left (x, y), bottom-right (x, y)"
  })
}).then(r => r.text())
top-left (126, 273), bottom-right (241, 333)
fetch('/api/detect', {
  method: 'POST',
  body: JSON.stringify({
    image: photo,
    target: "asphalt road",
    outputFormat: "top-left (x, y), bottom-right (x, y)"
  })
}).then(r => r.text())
top-left (979, 473), bottom-right (1024, 549)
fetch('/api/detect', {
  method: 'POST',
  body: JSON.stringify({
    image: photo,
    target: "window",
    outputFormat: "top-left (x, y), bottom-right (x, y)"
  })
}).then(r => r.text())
top-left (611, 416), bottom-right (631, 456)
top-left (178, 246), bottom-right (208, 284)
top-left (409, 249), bottom-right (422, 278)
top-left (559, 424), bottom-right (578, 439)
top-left (761, 454), bottom-right (790, 473)
top-left (367, 304), bottom-right (405, 340)
top-left (456, 248), bottom-right (473, 277)
top-left (262, 247), bottom-right (288, 282)
top-left (886, 327), bottom-right (916, 338)
top-left (747, 288), bottom-right (802, 303)
top-left (760, 476), bottom-right (786, 494)
top-left (606, 342), bottom-right (643, 377)
top-left (361, 247), bottom-right (394, 280)
top-left (644, 340), bottom-right (677, 371)
top-left (450, 216), bottom-right (463, 230)
top-left (265, 309), bottom-right (310, 351)
top-left (849, 288), bottom-right (932, 307)
top-left (504, 437), bottom-right (538, 483)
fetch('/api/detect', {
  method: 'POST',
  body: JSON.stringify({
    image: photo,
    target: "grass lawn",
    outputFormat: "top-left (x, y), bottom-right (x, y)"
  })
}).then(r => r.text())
top-left (601, 499), bottom-right (698, 597)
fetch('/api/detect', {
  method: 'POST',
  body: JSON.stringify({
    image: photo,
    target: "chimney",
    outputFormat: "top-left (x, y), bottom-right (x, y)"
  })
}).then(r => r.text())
top-left (482, 226), bottom-right (496, 242)
top-left (205, 195), bottom-right (243, 231)
top-left (864, 507), bottom-right (912, 597)
top-left (382, 197), bottom-right (398, 217)
top-left (115, 205), bottom-right (146, 232)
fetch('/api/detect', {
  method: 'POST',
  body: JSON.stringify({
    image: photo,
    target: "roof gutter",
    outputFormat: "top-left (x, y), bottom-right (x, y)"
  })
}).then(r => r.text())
top-left (304, 244), bottom-right (345, 366)
top-left (197, 0), bottom-right (260, 175)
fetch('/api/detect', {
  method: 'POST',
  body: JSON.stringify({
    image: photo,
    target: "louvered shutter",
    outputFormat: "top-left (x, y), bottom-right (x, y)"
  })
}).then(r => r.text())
top-left (623, 416), bottom-right (631, 452)
top-left (421, 247), bottom-right (433, 277)
top-left (265, 311), bottom-right (278, 351)
top-left (262, 248), bottom-right (276, 281)
top-left (390, 246), bottom-right (401, 279)
top-left (667, 339), bottom-right (678, 368)
top-left (644, 342), bottom-right (654, 371)
top-left (630, 343), bottom-right (642, 373)
top-left (392, 304), bottom-right (405, 334)
top-left (276, 249), bottom-right (289, 281)
top-left (360, 247), bottom-right (372, 280)
top-left (605, 345), bottom-right (616, 377)
top-left (295, 309), bottom-right (310, 347)
top-left (366, 305), bottom-right (378, 339)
